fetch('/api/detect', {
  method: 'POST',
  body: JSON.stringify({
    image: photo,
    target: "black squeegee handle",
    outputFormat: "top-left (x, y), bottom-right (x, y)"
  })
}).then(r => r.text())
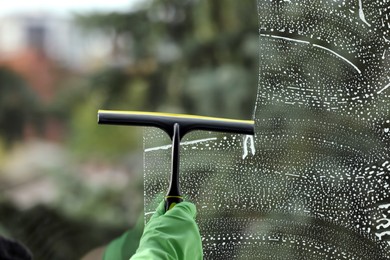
top-left (98, 110), bottom-right (255, 211)
top-left (165, 123), bottom-right (183, 211)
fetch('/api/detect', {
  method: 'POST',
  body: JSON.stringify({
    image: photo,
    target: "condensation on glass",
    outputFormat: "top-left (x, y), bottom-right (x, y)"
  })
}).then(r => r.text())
top-left (144, 0), bottom-right (390, 259)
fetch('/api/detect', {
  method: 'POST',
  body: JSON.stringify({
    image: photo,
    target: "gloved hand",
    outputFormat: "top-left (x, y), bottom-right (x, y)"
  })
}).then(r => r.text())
top-left (103, 213), bottom-right (144, 260)
top-left (131, 200), bottom-right (203, 260)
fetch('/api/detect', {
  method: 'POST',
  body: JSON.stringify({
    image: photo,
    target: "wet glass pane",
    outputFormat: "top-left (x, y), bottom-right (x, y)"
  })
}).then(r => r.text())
top-left (144, 0), bottom-right (390, 259)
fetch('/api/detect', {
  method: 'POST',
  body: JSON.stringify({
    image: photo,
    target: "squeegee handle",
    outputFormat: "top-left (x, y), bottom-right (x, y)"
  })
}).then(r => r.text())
top-left (165, 123), bottom-right (182, 212)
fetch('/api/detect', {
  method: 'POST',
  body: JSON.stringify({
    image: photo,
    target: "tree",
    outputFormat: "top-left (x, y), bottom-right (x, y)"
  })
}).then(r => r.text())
top-left (0, 67), bottom-right (39, 147)
top-left (74, 0), bottom-right (259, 118)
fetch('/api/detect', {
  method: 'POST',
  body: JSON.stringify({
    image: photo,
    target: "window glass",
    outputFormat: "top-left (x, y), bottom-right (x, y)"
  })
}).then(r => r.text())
top-left (144, 0), bottom-right (390, 258)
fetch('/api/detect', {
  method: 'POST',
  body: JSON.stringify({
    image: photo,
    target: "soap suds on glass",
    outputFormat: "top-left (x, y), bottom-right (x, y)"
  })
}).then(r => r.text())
top-left (144, 0), bottom-right (390, 258)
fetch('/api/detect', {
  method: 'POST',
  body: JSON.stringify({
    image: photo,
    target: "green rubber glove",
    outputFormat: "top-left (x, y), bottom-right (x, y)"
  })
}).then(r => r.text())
top-left (131, 200), bottom-right (203, 260)
top-left (103, 213), bottom-right (144, 260)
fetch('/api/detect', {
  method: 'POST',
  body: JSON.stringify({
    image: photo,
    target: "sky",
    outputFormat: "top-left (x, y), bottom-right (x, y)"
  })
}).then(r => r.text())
top-left (0, 0), bottom-right (147, 16)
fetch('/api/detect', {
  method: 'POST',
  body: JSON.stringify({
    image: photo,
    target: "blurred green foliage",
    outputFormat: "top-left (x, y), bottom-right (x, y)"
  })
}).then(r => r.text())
top-left (0, 0), bottom-right (260, 258)
top-left (74, 0), bottom-right (259, 118)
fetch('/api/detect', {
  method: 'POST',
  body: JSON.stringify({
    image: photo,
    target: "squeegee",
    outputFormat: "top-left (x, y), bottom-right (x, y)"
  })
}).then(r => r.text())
top-left (97, 110), bottom-right (255, 211)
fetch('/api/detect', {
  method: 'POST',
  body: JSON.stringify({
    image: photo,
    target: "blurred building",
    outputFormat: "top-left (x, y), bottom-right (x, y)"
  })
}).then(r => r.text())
top-left (0, 12), bottom-right (115, 142)
top-left (0, 13), bottom-right (113, 71)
